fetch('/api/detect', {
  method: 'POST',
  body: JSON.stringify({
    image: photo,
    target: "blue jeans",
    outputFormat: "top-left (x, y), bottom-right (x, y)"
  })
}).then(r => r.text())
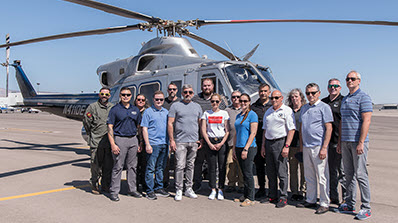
top-left (145, 144), bottom-right (168, 193)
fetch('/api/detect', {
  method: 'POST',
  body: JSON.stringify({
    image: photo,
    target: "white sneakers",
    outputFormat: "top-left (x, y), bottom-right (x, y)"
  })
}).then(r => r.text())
top-left (174, 190), bottom-right (182, 201)
top-left (209, 189), bottom-right (224, 200)
top-left (184, 188), bottom-right (198, 199)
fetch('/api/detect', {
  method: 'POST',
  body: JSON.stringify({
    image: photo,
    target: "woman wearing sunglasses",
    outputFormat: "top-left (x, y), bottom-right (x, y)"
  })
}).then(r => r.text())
top-left (233, 93), bottom-right (258, 207)
top-left (201, 94), bottom-right (230, 200)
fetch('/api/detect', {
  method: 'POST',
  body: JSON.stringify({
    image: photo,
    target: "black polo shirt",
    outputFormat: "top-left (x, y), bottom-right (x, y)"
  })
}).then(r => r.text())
top-left (163, 97), bottom-right (181, 110)
top-left (321, 94), bottom-right (344, 144)
top-left (107, 102), bottom-right (141, 137)
top-left (251, 99), bottom-right (272, 145)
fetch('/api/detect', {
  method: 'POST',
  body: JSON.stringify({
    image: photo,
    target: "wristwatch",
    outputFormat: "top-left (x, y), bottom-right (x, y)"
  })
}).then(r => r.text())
top-left (285, 144), bottom-right (290, 148)
top-left (243, 148), bottom-right (248, 151)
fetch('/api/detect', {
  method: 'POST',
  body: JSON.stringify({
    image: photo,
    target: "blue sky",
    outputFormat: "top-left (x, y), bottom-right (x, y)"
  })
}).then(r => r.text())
top-left (0, 0), bottom-right (397, 103)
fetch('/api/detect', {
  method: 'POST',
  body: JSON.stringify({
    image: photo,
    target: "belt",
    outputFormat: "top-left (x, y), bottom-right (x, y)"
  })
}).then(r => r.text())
top-left (209, 137), bottom-right (222, 141)
top-left (266, 137), bottom-right (286, 142)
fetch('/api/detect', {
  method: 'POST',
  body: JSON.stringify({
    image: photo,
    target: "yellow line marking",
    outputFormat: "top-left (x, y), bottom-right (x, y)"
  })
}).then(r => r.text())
top-left (0, 128), bottom-right (52, 133)
top-left (75, 146), bottom-right (90, 149)
top-left (0, 184), bottom-right (91, 201)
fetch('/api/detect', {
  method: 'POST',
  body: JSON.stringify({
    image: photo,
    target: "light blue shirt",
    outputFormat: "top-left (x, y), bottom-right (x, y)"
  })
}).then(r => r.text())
top-left (140, 105), bottom-right (168, 145)
top-left (341, 88), bottom-right (373, 142)
top-left (300, 100), bottom-right (333, 147)
top-left (235, 110), bottom-right (258, 148)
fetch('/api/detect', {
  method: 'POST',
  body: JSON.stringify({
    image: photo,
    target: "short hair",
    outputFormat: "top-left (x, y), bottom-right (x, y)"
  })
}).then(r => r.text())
top-left (100, 87), bottom-right (110, 92)
top-left (286, 88), bottom-right (306, 108)
top-left (328, 78), bottom-right (340, 85)
top-left (211, 93), bottom-right (221, 101)
top-left (305, 83), bottom-right (320, 92)
top-left (201, 78), bottom-right (214, 85)
top-left (153, 90), bottom-right (164, 97)
top-left (168, 82), bottom-right (177, 88)
top-left (182, 84), bottom-right (193, 90)
top-left (258, 83), bottom-right (270, 91)
top-left (347, 70), bottom-right (361, 79)
top-left (120, 87), bottom-right (131, 93)
top-left (231, 90), bottom-right (241, 96)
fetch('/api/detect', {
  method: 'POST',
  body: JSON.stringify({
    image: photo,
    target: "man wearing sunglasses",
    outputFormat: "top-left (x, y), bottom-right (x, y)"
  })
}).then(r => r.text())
top-left (83, 87), bottom-right (114, 195)
top-left (141, 91), bottom-right (170, 200)
top-left (107, 87), bottom-right (142, 201)
top-left (321, 78), bottom-right (346, 206)
top-left (163, 82), bottom-right (181, 110)
top-left (297, 83), bottom-right (333, 215)
top-left (335, 71), bottom-right (373, 221)
top-left (168, 84), bottom-right (203, 201)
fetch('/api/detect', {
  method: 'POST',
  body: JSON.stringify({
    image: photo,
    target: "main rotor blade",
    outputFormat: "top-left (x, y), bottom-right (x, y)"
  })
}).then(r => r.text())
top-left (180, 30), bottom-right (239, 61)
top-left (63, 0), bottom-right (159, 23)
top-left (0, 24), bottom-right (141, 48)
top-left (196, 19), bottom-right (398, 27)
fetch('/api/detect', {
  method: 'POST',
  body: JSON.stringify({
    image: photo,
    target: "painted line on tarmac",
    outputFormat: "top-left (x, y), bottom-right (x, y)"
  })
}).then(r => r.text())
top-left (0, 184), bottom-right (91, 201)
top-left (0, 127), bottom-right (52, 133)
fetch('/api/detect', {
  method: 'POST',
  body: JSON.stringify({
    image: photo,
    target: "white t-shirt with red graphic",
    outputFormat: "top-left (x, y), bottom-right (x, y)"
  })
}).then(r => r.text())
top-left (201, 109), bottom-right (230, 138)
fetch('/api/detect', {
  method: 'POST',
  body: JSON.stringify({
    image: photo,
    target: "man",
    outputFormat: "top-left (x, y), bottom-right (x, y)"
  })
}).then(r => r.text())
top-left (260, 90), bottom-right (295, 208)
top-left (163, 82), bottom-right (181, 110)
top-left (83, 87), bottom-right (114, 194)
top-left (107, 87), bottom-right (142, 201)
top-left (250, 83), bottom-right (272, 199)
top-left (141, 91), bottom-right (170, 200)
top-left (163, 82), bottom-right (181, 189)
top-left (225, 91), bottom-right (244, 193)
top-left (168, 84), bottom-right (203, 201)
top-left (335, 71), bottom-right (373, 221)
top-left (297, 83), bottom-right (333, 215)
top-left (321, 78), bottom-right (346, 205)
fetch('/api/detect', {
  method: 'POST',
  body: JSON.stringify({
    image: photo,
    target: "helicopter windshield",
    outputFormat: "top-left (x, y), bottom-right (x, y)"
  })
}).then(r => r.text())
top-left (256, 65), bottom-right (280, 90)
top-left (224, 64), bottom-right (274, 95)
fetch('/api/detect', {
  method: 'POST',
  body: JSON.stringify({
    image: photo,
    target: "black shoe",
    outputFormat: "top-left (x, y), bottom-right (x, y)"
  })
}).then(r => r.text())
top-left (291, 194), bottom-right (299, 201)
top-left (260, 198), bottom-right (277, 204)
top-left (276, 198), bottom-right (287, 208)
top-left (296, 202), bottom-right (317, 208)
top-left (164, 182), bottom-right (170, 189)
top-left (225, 186), bottom-right (235, 193)
top-left (155, 188), bottom-right (170, 197)
top-left (146, 191), bottom-right (157, 200)
top-left (255, 189), bottom-right (266, 199)
top-left (296, 195), bottom-right (304, 201)
top-left (128, 191), bottom-right (142, 198)
top-left (110, 194), bottom-right (120, 202)
top-left (315, 206), bottom-right (329, 214)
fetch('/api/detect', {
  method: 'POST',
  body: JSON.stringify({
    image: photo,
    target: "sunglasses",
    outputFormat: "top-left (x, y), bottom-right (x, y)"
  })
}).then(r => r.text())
top-left (136, 98), bottom-right (145, 102)
top-left (121, 93), bottom-right (131, 97)
top-left (346, 77), bottom-right (358, 82)
top-left (210, 100), bottom-right (220, 103)
top-left (270, 96), bottom-right (281, 100)
top-left (231, 95), bottom-right (240, 99)
top-left (305, 91), bottom-right (318, 96)
top-left (328, 84), bottom-right (340, 89)
top-left (168, 88), bottom-right (177, 91)
top-left (239, 99), bottom-right (249, 103)
top-left (183, 91), bottom-right (194, 95)
top-left (100, 92), bottom-right (110, 96)
top-left (154, 98), bottom-right (164, 102)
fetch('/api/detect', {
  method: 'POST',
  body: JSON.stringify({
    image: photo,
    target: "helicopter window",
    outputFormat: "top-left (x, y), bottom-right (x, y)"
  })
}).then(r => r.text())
top-left (189, 48), bottom-right (198, 55)
top-left (224, 64), bottom-right (267, 95)
top-left (256, 66), bottom-right (280, 90)
top-left (138, 56), bottom-right (155, 71)
top-left (139, 82), bottom-right (160, 105)
top-left (128, 86), bottom-right (137, 100)
top-left (119, 68), bottom-right (125, 75)
top-left (100, 72), bottom-right (108, 86)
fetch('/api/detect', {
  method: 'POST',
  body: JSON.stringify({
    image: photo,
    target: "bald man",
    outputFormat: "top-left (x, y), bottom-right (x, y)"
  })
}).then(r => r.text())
top-left (261, 90), bottom-right (296, 208)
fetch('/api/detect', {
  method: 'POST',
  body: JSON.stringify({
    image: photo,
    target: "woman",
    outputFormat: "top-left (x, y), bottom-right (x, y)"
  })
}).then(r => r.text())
top-left (201, 94), bottom-right (230, 200)
top-left (233, 93), bottom-right (258, 207)
top-left (286, 88), bottom-right (306, 201)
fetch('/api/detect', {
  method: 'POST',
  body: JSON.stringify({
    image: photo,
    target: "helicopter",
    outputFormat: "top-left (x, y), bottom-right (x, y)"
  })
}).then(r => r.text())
top-left (1, 0), bottom-right (398, 123)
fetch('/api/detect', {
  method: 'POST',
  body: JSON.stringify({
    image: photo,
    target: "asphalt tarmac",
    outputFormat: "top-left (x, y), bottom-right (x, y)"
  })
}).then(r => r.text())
top-left (0, 111), bottom-right (397, 222)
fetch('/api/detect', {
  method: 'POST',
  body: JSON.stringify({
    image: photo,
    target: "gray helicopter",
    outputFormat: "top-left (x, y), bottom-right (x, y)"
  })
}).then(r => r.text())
top-left (1, 0), bottom-right (398, 122)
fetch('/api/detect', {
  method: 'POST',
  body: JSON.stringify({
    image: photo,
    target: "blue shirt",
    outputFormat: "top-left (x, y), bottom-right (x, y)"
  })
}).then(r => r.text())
top-left (300, 100), bottom-right (333, 147)
top-left (235, 110), bottom-right (258, 148)
top-left (140, 105), bottom-right (168, 145)
top-left (340, 88), bottom-right (373, 142)
top-left (107, 102), bottom-right (141, 137)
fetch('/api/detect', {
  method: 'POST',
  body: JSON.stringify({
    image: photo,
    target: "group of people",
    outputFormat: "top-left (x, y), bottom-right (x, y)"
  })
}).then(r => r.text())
top-left (83, 70), bottom-right (372, 220)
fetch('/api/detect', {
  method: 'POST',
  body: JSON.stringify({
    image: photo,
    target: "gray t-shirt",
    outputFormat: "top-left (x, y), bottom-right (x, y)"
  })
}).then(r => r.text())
top-left (168, 100), bottom-right (203, 143)
top-left (225, 106), bottom-right (241, 147)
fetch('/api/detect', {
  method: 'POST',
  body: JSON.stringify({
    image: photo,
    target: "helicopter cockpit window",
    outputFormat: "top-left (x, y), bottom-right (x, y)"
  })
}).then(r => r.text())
top-left (138, 56), bottom-right (155, 71)
top-left (256, 66), bottom-right (280, 90)
top-left (139, 82), bottom-right (160, 105)
top-left (224, 64), bottom-right (268, 95)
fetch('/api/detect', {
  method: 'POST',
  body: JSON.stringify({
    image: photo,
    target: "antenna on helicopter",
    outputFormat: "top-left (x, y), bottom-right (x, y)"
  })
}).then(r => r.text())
top-left (0, 34), bottom-right (10, 97)
top-left (242, 44), bottom-right (259, 61)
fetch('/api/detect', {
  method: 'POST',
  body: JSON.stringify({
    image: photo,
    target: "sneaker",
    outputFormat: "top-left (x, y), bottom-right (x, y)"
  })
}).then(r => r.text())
top-left (260, 197), bottom-right (278, 204)
top-left (208, 190), bottom-right (217, 200)
top-left (127, 191), bottom-right (142, 198)
top-left (109, 194), bottom-right (120, 202)
top-left (174, 190), bottom-right (182, 201)
top-left (217, 190), bottom-right (224, 200)
top-left (255, 189), bottom-right (266, 199)
top-left (276, 198), bottom-right (287, 208)
top-left (355, 209), bottom-right (371, 220)
top-left (184, 188), bottom-right (198, 199)
top-left (296, 202), bottom-right (317, 208)
top-left (234, 195), bottom-right (245, 203)
top-left (155, 188), bottom-right (170, 197)
top-left (146, 191), bottom-right (157, 200)
top-left (334, 203), bottom-right (355, 214)
top-left (315, 206), bottom-right (329, 214)
top-left (240, 198), bottom-right (255, 207)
